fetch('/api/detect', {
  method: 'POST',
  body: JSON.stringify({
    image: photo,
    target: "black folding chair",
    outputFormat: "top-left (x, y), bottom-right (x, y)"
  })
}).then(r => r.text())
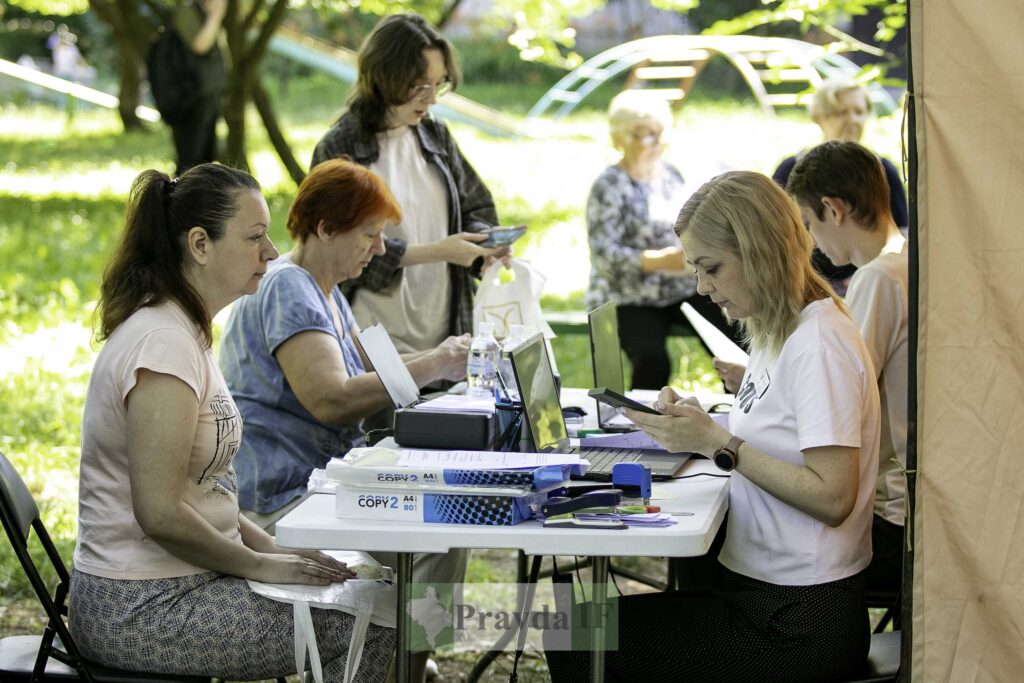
top-left (0, 450), bottom-right (212, 682)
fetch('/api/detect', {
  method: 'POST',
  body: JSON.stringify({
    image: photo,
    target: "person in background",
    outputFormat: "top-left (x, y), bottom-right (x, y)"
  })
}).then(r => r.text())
top-left (166, 0), bottom-right (226, 175)
top-left (310, 12), bottom-right (508, 356)
top-left (787, 140), bottom-right (908, 603)
top-left (772, 78), bottom-right (908, 294)
top-left (218, 159), bottom-right (469, 683)
top-left (585, 89), bottom-right (741, 390)
top-left (547, 171), bottom-right (880, 681)
top-left (70, 163), bottom-right (393, 681)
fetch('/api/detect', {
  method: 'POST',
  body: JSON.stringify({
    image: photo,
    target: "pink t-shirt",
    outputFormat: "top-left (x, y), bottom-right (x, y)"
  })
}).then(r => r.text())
top-left (74, 301), bottom-right (243, 579)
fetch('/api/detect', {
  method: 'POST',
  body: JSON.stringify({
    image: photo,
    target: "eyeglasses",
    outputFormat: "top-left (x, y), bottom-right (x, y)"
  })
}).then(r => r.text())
top-left (408, 79), bottom-right (452, 102)
top-left (628, 129), bottom-right (663, 146)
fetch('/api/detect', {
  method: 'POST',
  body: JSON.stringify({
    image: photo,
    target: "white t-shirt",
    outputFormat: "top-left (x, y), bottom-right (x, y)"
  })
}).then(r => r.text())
top-left (357, 125), bottom-right (451, 353)
top-left (846, 239), bottom-right (909, 526)
top-left (719, 298), bottom-right (881, 585)
top-left (74, 301), bottom-right (243, 579)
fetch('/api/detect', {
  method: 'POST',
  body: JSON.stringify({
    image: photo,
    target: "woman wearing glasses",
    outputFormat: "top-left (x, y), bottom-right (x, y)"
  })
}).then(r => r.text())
top-left (585, 90), bottom-right (740, 389)
top-left (311, 12), bottom-right (506, 358)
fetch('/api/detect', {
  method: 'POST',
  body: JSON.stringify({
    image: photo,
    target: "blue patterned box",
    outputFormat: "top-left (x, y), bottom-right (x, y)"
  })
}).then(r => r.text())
top-left (335, 485), bottom-right (547, 526)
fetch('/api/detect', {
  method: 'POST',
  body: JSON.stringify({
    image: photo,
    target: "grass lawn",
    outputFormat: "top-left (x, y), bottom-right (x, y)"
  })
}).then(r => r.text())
top-left (0, 72), bottom-right (905, 671)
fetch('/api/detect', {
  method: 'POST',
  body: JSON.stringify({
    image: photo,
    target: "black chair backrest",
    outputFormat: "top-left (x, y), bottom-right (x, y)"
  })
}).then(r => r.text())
top-left (0, 450), bottom-right (96, 681)
top-left (0, 450), bottom-right (40, 541)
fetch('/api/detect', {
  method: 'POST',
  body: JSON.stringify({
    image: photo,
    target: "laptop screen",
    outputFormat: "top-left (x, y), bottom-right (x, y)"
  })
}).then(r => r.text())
top-left (588, 301), bottom-right (625, 394)
top-left (356, 324), bottom-right (420, 409)
top-left (509, 334), bottom-right (568, 451)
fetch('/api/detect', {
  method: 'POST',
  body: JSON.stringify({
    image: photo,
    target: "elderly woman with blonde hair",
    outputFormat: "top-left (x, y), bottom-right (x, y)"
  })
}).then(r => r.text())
top-left (547, 171), bottom-right (881, 682)
top-left (772, 78), bottom-right (908, 292)
top-left (585, 89), bottom-right (740, 390)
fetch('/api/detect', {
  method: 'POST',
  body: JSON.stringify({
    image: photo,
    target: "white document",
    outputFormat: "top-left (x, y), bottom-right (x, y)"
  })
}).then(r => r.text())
top-left (413, 394), bottom-right (495, 414)
top-left (395, 449), bottom-right (581, 469)
top-left (680, 302), bottom-right (749, 365)
top-left (357, 324), bottom-right (420, 409)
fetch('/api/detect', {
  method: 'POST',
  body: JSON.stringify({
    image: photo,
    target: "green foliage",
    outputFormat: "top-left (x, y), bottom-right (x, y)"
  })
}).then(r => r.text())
top-left (492, 0), bottom-right (604, 70)
top-left (0, 360), bottom-right (87, 600)
top-left (705, 0), bottom-right (907, 46)
top-left (0, 192), bottom-right (121, 337)
top-left (4, 0), bottom-right (89, 15)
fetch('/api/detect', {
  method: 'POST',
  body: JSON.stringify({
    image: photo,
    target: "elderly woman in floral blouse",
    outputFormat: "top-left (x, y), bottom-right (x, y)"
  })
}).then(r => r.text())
top-left (585, 90), bottom-right (740, 389)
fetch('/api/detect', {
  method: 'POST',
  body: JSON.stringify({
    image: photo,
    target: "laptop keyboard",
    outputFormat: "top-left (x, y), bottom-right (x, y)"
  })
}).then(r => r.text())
top-left (558, 446), bottom-right (642, 474)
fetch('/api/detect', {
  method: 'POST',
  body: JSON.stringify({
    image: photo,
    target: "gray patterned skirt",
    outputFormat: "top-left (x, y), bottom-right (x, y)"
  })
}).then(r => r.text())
top-left (69, 569), bottom-right (394, 681)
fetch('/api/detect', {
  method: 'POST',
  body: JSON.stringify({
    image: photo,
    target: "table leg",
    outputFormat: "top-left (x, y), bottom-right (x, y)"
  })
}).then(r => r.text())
top-left (396, 552), bottom-right (412, 683)
top-left (590, 555), bottom-right (609, 683)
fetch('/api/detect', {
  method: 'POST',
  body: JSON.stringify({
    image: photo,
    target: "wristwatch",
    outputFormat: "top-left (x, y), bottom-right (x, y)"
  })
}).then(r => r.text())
top-left (713, 436), bottom-right (745, 472)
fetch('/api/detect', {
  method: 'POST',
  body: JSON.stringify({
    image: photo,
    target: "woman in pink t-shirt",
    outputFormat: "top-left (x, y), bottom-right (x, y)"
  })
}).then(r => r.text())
top-left (70, 163), bottom-right (394, 680)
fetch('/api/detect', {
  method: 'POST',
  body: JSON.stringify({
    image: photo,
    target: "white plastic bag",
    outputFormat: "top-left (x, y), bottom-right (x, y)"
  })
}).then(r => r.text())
top-left (473, 258), bottom-right (555, 340)
top-left (247, 550), bottom-right (395, 683)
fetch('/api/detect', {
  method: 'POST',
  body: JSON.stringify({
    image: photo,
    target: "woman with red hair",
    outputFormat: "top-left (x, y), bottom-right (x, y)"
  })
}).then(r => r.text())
top-left (218, 159), bottom-right (470, 531)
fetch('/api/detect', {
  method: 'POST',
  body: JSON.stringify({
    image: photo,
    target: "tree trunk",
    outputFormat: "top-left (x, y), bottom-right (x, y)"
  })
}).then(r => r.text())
top-left (252, 81), bottom-right (305, 184)
top-left (116, 53), bottom-right (144, 130)
top-left (221, 0), bottom-right (291, 173)
top-left (222, 77), bottom-right (250, 171)
top-left (88, 0), bottom-right (155, 131)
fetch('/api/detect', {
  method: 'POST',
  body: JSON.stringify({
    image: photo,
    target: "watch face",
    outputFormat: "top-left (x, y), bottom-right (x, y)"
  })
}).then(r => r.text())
top-left (714, 449), bottom-right (735, 471)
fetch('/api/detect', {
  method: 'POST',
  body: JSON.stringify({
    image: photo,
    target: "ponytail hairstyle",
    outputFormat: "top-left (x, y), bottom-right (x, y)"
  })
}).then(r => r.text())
top-left (97, 163), bottom-right (261, 346)
top-left (346, 12), bottom-right (460, 135)
top-left (675, 171), bottom-right (845, 357)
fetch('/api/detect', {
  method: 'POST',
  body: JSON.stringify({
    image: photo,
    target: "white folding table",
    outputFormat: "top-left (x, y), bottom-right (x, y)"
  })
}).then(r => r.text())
top-left (276, 457), bottom-right (729, 683)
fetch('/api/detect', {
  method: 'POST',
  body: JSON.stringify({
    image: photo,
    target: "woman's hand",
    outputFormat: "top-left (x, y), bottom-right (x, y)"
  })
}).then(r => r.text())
top-left (434, 233), bottom-right (503, 267)
top-left (713, 359), bottom-right (746, 394)
top-left (251, 548), bottom-right (356, 586)
top-left (484, 246), bottom-right (513, 269)
top-left (623, 387), bottom-right (730, 456)
top-left (431, 334), bottom-right (472, 382)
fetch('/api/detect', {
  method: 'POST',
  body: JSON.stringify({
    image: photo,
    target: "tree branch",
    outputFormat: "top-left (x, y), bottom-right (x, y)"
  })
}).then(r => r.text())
top-left (436, 0), bottom-right (466, 30)
top-left (252, 80), bottom-right (306, 185)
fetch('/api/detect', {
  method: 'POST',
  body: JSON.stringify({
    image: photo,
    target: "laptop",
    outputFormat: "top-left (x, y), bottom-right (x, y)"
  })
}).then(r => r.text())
top-left (510, 333), bottom-right (690, 480)
top-left (358, 325), bottom-right (495, 413)
top-left (588, 301), bottom-right (661, 431)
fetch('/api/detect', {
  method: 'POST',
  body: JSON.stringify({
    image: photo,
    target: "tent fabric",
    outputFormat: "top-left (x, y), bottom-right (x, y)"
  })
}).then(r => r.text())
top-left (911, 0), bottom-right (1024, 679)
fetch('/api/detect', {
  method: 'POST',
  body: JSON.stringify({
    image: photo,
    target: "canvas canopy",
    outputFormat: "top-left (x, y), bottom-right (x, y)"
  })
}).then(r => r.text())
top-left (910, 0), bottom-right (1024, 679)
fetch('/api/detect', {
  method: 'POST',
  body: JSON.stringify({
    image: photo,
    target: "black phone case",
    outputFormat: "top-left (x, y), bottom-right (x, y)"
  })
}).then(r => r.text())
top-left (587, 388), bottom-right (661, 414)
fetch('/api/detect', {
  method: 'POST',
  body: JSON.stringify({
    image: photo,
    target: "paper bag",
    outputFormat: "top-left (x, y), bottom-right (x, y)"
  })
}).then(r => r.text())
top-left (473, 259), bottom-right (555, 340)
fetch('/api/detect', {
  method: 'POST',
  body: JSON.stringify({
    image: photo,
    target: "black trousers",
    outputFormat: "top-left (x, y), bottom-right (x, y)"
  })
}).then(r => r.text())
top-left (545, 567), bottom-right (869, 683)
top-left (617, 293), bottom-right (743, 390)
top-left (171, 92), bottom-right (220, 176)
top-left (865, 515), bottom-right (904, 595)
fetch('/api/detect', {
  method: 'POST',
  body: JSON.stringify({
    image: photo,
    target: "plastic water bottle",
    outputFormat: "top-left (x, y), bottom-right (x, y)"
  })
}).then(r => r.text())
top-left (466, 321), bottom-right (499, 399)
top-left (495, 323), bottom-right (526, 402)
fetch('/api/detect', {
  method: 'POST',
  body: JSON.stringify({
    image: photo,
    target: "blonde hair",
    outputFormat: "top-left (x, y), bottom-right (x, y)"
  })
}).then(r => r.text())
top-left (675, 171), bottom-right (845, 356)
top-left (808, 78), bottom-right (872, 124)
top-left (607, 89), bottom-right (673, 148)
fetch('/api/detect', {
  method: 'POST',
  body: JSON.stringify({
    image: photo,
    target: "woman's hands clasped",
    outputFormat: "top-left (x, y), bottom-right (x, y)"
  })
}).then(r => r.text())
top-left (251, 547), bottom-right (356, 586)
top-left (623, 386), bottom-right (731, 457)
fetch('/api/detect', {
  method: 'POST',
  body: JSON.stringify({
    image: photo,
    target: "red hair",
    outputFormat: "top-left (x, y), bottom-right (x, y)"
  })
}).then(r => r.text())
top-left (288, 159), bottom-right (401, 241)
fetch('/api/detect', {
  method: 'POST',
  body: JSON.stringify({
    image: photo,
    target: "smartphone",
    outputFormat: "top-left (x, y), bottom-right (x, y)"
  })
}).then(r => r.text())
top-left (478, 225), bottom-right (527, 248)
top-left (587, 387), bottom-right (661, 415)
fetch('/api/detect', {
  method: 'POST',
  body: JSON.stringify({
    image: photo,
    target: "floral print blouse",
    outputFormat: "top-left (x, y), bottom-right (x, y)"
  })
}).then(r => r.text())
top-left (584, 162), bottom-right (697, 310)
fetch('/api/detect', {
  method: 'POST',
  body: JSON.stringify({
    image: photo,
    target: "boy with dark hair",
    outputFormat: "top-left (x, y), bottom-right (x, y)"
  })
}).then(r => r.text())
top-left (788, 140), bottom-right (908, 598)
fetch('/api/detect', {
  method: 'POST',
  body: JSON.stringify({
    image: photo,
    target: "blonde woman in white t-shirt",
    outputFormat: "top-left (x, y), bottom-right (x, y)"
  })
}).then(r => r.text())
top-left (546, 171), bottom-right (881, 682)
top-left (70, 163), bottom-right (394, 680)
